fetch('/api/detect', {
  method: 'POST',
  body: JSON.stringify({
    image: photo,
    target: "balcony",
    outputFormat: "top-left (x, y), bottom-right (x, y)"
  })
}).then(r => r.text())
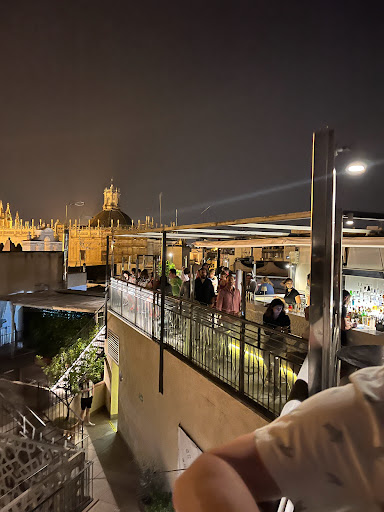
top-left (109, 278), bottom-right (307, 418)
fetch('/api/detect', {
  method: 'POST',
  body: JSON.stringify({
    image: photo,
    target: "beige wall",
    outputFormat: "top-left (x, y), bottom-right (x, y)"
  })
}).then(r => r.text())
top-left (108, 312), bottom-right (268, 488)
top-left (0, 252), bottom-right (63, 294)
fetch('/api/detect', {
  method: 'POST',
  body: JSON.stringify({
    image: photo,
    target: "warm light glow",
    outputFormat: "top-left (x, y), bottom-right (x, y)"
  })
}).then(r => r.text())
top-left (345, 161), bottom-right (367, 175)
top-left (346, 212), bottom-right (354, 225)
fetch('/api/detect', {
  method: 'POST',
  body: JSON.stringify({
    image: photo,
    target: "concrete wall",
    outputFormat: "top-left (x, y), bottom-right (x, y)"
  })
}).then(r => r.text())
top-left (108, 312), bottom-right (268, 488)
top-left (0, 252), bottom-right (63, 295)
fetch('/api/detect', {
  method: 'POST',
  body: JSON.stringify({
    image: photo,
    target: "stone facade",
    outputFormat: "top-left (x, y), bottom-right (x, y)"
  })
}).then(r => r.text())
top-left (0, 187), bottom-right (160, 268)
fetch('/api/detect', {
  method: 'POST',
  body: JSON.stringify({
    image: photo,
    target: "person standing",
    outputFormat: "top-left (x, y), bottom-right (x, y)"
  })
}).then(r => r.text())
top-left (128, 269), bottom-right (136, 284)
top-left (283, 278), bottom-right (301, 305)
top-left (79, 378), bottom-right (95, 426)
top-left (169, 268), bottom-right (182, 297)
top-left (195, 267), bottom-right (215, 306)
top-left (138, 269), bottom-right (151, 288)
top-left (216, 274), bottom-right (241, 316)
top-left (218, 271), bottom-right (228, 291)
top-left (256, 277), bottom-right (274, 295)
top-left (208, 269), bottom-right (218, 294)
top-left (180, 269), bottom-right (191, 299)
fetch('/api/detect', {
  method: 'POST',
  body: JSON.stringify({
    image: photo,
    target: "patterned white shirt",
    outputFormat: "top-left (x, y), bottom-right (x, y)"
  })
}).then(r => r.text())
top-left (255, 366), bottom-right (384, 511)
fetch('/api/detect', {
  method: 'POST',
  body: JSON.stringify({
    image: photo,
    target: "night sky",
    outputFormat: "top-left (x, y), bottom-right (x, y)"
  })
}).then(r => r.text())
top-left (1, 1), bottom-right (383, 226)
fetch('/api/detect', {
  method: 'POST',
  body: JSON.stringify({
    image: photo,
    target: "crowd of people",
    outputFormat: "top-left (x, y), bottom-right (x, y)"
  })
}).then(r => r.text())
top-left (121, 265), bottom-right (304, 330)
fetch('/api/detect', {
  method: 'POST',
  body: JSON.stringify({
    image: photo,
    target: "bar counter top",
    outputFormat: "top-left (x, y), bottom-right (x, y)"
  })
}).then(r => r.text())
top-left (246, 298), bottom-right (384, 346)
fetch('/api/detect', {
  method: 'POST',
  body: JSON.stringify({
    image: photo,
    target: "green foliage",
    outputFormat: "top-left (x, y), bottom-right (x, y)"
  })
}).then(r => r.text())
top-left (157, 260), bottom-right (176, 277)
top-left (144, 492), bottom-right (174, 512)
top-left (24, 308), bottom-right (95, 358)
top-left (140, 468), bottom-right (174, 512)
top-left (40, 326), bottom-right (104, 408)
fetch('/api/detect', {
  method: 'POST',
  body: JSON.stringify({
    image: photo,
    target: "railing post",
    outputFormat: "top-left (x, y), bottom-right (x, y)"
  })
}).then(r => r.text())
top-left (188, 302), bottom-right (193, 360)
top-left (105, 236), bottom-right (109, 342)
top-left (159, 231), bottom-right (167, 394)
top-left (152, 291), bottom-right (156, 339)
top-left (239, 319), bottom-right (245, 394)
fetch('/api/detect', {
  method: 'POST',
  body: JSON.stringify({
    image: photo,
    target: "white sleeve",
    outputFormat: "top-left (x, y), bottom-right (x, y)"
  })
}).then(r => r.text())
top-left (254, 384), bottom-right (380, 511)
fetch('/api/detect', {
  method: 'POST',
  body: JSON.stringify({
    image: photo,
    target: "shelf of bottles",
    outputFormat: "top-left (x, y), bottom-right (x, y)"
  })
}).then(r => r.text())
top-left (345, 275), bottom-right (384, 331)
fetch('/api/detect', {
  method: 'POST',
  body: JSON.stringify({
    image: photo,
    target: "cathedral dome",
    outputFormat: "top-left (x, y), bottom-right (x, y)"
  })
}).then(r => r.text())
top-left (90, 183), bottom-right (132, 228)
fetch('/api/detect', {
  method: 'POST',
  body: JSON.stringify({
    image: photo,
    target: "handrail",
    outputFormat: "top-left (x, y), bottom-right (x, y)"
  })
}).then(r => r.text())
top-left (50, 325), bottom-right (105, 393)
top-left (112, 277), bottom-right (306, 347)
top-left (110, 277), bottom-right (306, 418)
top-left (44, 386), bottom-right (84, 424)
top-left (0, 390), bottom-right (37, 438)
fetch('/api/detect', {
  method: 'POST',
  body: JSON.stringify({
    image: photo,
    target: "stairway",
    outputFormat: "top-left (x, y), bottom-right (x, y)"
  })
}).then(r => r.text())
top-left (0, 382), bottom-right (92, 511)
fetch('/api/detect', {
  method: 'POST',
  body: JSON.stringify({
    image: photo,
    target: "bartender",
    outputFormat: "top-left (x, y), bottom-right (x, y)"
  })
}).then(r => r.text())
top-left (283, 278), bottom-right (301, 305)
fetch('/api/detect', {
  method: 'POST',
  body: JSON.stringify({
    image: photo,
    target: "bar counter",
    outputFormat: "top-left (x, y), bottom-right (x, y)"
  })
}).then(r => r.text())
top-left (246, 296), bottom-right (384, 346)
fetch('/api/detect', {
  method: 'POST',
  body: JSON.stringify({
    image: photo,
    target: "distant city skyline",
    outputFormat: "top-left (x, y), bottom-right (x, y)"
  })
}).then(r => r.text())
top-left (1, 1), bottom-right (383, 225)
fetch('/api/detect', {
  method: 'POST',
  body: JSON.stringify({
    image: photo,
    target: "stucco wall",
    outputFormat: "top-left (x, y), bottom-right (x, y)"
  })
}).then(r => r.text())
top-left (0, 252), bottom-right (63, 295)
top-left (108, 312), bottom-right (268, 488)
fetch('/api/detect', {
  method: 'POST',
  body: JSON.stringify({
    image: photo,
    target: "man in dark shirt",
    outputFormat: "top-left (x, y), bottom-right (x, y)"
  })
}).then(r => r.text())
top-left (195, 267), bottom-right (215, 305)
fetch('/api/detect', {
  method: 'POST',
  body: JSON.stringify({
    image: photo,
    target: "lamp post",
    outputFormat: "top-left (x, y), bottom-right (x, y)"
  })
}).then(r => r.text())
top-left (65, 201), bottom-right (85, 227)
top-left (309, 130), bottom-right (368, 395)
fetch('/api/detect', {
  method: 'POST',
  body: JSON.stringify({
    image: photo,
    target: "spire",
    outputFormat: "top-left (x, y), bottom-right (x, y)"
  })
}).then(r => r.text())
top-left (103, 181), bottom-right (120, 210)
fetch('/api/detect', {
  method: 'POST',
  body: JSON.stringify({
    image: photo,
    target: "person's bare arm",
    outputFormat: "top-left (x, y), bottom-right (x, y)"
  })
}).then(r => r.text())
top-left (173, 433), bottom-right (281, 512)
top-left (295, 294), bottom-right (301, 305)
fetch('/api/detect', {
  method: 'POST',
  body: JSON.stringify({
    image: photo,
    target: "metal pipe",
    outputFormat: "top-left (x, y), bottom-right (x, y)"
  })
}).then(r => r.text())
top-left (105, 236), bottom-right (109, 340)
top-left (159, 231), bottom-right (167, 394)
top-left (308, 128), bottom-right (341, 394)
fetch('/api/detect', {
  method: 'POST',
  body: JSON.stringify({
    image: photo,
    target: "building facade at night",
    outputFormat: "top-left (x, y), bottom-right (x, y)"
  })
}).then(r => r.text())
top-left (0, 184), bottom-right (160, 268)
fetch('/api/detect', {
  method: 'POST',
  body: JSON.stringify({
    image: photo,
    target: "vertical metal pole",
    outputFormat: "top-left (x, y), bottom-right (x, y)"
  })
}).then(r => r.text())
top-left (159, 192), bottom-right (162, 227)
top-left (241, 271), bottom-right (246, 318)
top-left (332, 209), bottom-right (343, 384)
top-left (105, 236), bottom-right (109, 340)
top-left (190, 264), bottom-right (195, 301)
top-left (63, 229), bottom-right (69, 285)
top-left (239, 273), bottom-right (246, 393)
top-left (159, 232), bottom-right (167, 394)
top-left (308, 128), bottom-right (340, 394)
top-left (10, 302), bottom-right (15, 358)
top-left (216, 248), bottom-right (221, 276)
top-left (111, 237), bottom-right (114, 277)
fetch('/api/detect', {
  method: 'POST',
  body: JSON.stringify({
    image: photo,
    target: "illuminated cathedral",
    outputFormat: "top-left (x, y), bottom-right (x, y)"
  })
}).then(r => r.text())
top-left (0, 183), bottom-right (159, 267)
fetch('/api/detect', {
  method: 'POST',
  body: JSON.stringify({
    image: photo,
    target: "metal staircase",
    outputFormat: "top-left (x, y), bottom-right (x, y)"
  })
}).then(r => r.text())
top-left (0, 381), bottom-right (92, 511)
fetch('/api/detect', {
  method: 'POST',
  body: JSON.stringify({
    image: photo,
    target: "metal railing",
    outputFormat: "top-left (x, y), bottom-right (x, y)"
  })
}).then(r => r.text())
top-left (0, 327), bottom-right (12, 347)
top-left (110, 278), bottom-right (307, 417)
top-left (31, 461), bottom-right (93, 512)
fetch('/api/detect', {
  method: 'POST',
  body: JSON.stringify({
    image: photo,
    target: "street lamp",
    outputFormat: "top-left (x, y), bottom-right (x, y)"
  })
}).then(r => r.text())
top-left (65, 201), bottom-right (85, 227)
top-left (345, 161), bottom-right (367, 175)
